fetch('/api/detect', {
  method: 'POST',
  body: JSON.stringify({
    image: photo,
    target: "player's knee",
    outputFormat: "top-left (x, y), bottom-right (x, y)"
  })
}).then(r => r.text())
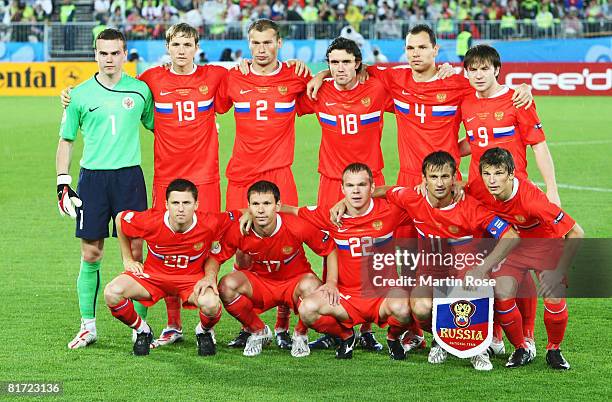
top-left (82, 247), bottom-right (103, 263)
top-left (218, 275), bottom-right (239, 301)
top-left (297, 274), bottom-right (321, 297)
top-left (411, 298), bottom-right (432, 320)
top-left (298, 296), bottom-right (320, 323)
top-left (104, 281), bottom-right (124, 305)
top-left (198, 291), bottom-right (221, 315)
top-left (389, 298), bottom-right (411, 322)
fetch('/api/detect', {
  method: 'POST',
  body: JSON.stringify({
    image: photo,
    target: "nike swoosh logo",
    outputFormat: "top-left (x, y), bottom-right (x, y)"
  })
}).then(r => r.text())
top-left (413, 220), bottom-right (425, 224)
top-left (247, 251), bottom-right (259, 255)
top-left (88, 106), bottom-right (100, 112)
top-left (337, 228), bottom-right (349, 233)
top-left (402, 90), bottom-right (410, 96)
top-left (160, 91), bottom-right (173, 96)
top-left (325, 102), bottom-right (336, 106)
top-left (154, 245), bottom-right (175, 249)
top-left (467, 117), bottom-right (476, 122)
top-left (240, 89), bottom-right (253, 94)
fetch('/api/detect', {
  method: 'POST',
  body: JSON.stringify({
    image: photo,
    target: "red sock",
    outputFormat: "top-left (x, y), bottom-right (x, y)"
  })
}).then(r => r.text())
top-left (407, 319), bottom-right (424, 337)
top-left (224, 295), bottom-right (265, 333)
top-left (517, 297), bottom-right (537, 339)
top-left (275, 305), bottom-right (291, 332)
top-left (414, 316), bottom-right (432, 333)
top-left (387, 316), bottom-right (408, 340)
top-left (294, 319), bottom-right (308, 336)
top-left (493, 322), bottom-right (504, 342)
top-left (311, 316), bottom-right (352, 340)
top-left (164, 296), bottom-right (182, 328)
top-left (360, 322), bottom-right (373, 333)
top-left (495, 299), bottom-right (526, 349)
top-left (517, 273), bottom-right (538, 339)
top-left (199, 306), bottom-right (222, 330)
top-left (544, 300), bottom-right (568, 350)
top-left (109, 299), bottom-right (141, 329)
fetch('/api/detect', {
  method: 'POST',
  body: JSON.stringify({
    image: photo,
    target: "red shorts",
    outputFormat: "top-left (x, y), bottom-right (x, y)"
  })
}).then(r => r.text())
top-left (338, 291), bottom-right (385, 328)
top-left (124, 270), bottom-right (202, 309)
top-left (152, 182), bottom-right (221, 213)
top-left (491, 240), bottom-right (563, 281)
top-left (244, 270), bottom-right (312, 314)
top-left (317, 172), bottom-right (385, 210)
top-left (225, 167), bottom-right (298, 210)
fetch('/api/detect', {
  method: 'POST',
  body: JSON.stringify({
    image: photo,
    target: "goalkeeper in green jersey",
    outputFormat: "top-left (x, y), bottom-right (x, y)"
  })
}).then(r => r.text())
top-left (56, 28), bottom-right (154, 349)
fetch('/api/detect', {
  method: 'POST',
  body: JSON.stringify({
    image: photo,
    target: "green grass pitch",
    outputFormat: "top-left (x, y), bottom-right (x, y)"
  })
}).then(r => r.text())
top-left (1, 96), bottom-right (611, 401)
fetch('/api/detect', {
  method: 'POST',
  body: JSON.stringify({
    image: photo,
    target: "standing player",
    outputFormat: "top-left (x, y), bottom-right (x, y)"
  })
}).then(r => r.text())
top-left (262, 163), bottom-right (415, 360)
top-left (56, 28), bottom-right (154, 349)
top-left (104, 179), bottom-right (239, 356)
top-left (295, 37), bottom-right (392, 351)
top-left (460, 44), bottom-right (561, 357)
top-left (347, 152), bottom-right (521, 370)
top-left (213, 181), bottom-right (337, 357)
top-left (475, 148), bottom-right (583, 369)
top-left (215, 19), bottom-right (311, 349)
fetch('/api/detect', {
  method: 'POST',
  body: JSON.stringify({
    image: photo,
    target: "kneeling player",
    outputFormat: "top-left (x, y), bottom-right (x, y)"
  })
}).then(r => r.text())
top-left (103, 179), bottom-right (237, 356)
top-left (280, 163), bottom-right (415, 360)
top-left (215, 181), bottom-right (337, 357)
top-left (476, 148), bottom-right (583, 369)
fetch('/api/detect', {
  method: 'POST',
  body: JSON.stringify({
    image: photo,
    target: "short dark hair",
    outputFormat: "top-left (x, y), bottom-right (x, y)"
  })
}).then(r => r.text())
top-left (326, 37), bottom-right (362, 67)
top-left (342, 163), bottom-right (373, 185)
top-left (248, 19), bottom-right (280, 39)
top-left (479, 147), bottom-right (515, 175)
top-left (464, 44), bottom-right (502, 74)
top-left (422, 151), bottom-right (457, 176)
top-left (95, 28), bottom-right (127, 50)
top-left (408, 24), bottom-right (436, 46)
top-left (247, 180), bottom-right (281, 203)
top-left (166, 178), bottom-right (198, 200)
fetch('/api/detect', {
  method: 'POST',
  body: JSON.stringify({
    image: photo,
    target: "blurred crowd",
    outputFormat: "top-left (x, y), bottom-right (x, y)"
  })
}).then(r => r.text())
top-left (2, 0), bottom-right (611, 39)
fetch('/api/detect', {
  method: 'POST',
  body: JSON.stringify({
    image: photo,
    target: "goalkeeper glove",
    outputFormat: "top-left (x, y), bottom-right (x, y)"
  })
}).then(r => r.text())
top-left (57, 174), bottom-right (82, 218)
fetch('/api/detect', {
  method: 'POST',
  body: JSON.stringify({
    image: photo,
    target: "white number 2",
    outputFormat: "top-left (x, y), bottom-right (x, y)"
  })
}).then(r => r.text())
top-left (256, 100), bottom-right (268, 121)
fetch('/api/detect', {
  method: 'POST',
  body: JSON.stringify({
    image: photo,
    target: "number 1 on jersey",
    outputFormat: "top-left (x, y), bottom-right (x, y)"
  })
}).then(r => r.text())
top-left (338, 114), bottom-right (358, 135)
top-left (109, 115), bottom-right (116, 135)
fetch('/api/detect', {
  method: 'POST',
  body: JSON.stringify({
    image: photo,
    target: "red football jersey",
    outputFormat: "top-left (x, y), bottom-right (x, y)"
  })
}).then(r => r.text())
top-left (369, 66), bottom-right (472, 177)
top-left (213, 213), bottom-right (334, 279)
top-left (386, 186), bottom-right (511, 244)
top-left (477, 178), bottom-right (575, 238)
top-left (298, 199), bottom-right (411, 294)
top-left (296, 78), bottom-right (392, 180)
top-left (216, 63), bottom-right (309, 184)
top-left (120, 208), bottom-right (239, 276)
top-left (138, 65), bottom-right (228, 186)
top-left (462, 86), bottom-right (546, 189)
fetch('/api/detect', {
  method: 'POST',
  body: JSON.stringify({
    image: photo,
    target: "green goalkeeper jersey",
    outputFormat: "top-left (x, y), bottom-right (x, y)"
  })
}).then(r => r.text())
top-left (59, 72), bottom-right (154, 170)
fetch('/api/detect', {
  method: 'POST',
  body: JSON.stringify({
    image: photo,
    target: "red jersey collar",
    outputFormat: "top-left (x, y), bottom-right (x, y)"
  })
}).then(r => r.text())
top-left (504, 178), bottom-right (520, 202)
top-left (170, 64), bottom-right (197, 75)
top-left (164, 211), bottom-right (198, 234)
top-left (343, 199), bottom-right (374, 219)
top-left (249, 61), bottom-right (282, 76)
top-left (252, 214), bottom-right (282, 238)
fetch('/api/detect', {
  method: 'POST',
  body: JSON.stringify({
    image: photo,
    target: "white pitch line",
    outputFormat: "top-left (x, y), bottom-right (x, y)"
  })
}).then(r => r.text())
top-left (547, 140), bottom-right (612, 147)
top-left (460, 172), bottom-right (612, 193)
top-left (533, 182), bottom-right (612, 193)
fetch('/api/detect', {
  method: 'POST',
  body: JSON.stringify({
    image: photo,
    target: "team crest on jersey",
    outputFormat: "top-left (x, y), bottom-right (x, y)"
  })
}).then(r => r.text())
top-left (372, 220), bottom-right (383, 230)
top-left (210, 241), bottom-right (221, 255)
top-left (193, 242), bottom-right (204, 251)
top-left (361, 97), bottom-right (371, 107)
top-left (256, 87), bottom-right (269, 93)
top-left (436, 93), bottom-right (447, 102)
top-left (199, 85), bottom-right (209, 95)
top-left (282, 246), bottom-right (293, 255)
top-left (495, 111), bottom-right (504, 120)
top-left (122, 96), bottom-right (134, 110)
top-left (515, 215), bottom-right (526, 223)
top-left (278, 85), bottom-right (288, 95)
top-left (448, 225), bottom-right (459, 234)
